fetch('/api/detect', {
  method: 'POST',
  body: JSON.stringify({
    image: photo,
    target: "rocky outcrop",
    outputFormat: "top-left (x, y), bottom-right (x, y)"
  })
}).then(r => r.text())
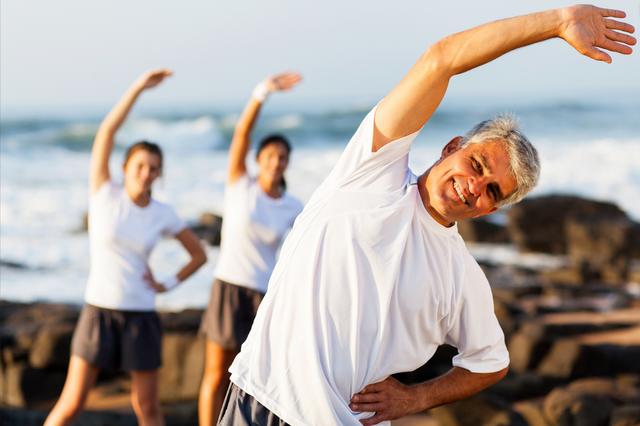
top-left (158, 309), bottom-right (205, 402)
top-left (508, 309), bottom-right (640, 375)
top-left (506, 195), bottom-right (628, 254)
top-left (0, 302), bottom-right (78, 407)
top-left (507, 195), bottom-right (638, 285)
top-left (189, 212), bottom-right (223, 246)
top-left (565, 214), bottom-right (634, 284)
top-left (4, 195), bottom-right (640, 425)
top-left (457, 218), bottom-right (510, 244)
top-left (542, 377), bottom-right (640, 426)
top-left (0, 302), bottom-right (208, 409)
top-left (431, 394), bottom-right (528, 426)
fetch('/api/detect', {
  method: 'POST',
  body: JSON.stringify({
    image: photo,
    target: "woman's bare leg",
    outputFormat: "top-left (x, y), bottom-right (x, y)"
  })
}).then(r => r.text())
top-left (130, 369), bottom-right (164, 426)
top-left (198, 340), bottom-right (237, 426)
top-left (44, 355), bottom-right (99, 426)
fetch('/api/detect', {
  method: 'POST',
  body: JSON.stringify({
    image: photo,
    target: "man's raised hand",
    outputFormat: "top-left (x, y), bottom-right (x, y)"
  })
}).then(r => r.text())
top-left (560, 5), bottom-right (636, 63)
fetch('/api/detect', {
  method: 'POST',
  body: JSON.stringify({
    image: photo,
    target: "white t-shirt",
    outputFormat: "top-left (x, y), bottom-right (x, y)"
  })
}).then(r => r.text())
top-left (84, 182), bottom-right (186, 311)
top-left (215, 175), bottom-right (303, 293)
top-left (229, 106), bottom-right (509, 425)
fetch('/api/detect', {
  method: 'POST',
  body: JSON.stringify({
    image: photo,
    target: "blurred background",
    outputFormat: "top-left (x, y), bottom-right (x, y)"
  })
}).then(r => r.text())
top-left (1, 1), bottom-right (639, 425)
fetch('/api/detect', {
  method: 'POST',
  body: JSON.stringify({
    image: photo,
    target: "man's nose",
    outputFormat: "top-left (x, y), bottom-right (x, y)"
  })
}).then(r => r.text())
top-left (468, 176), bottom-right (486, 196)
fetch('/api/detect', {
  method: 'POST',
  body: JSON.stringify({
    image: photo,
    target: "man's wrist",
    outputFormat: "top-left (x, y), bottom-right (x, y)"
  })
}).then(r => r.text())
top-left (552, 7), bottom-right (570, 39)
top-left (412, 381), bottom-right (435, 411)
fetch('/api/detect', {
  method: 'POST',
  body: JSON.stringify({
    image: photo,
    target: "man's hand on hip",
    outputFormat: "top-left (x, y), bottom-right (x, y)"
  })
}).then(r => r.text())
top-left (350, 376), bottom-right (419, 425)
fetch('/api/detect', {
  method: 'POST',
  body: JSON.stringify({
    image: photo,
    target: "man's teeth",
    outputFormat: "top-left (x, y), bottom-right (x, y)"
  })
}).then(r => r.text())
top-left (453, 181), bottom-right (467, 204)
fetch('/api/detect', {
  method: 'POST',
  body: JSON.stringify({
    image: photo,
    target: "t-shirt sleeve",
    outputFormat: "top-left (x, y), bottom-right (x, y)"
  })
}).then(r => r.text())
top-left (445, 255), bottom-right (509, 373)
top-left (89, 180), bottom-right (118, 210)
top-left (318, 103), bottom-right (421, 193)
top-left (223, 174), bottom-right (251, 208)
top-left (161, 205), bottom-right (187, 237)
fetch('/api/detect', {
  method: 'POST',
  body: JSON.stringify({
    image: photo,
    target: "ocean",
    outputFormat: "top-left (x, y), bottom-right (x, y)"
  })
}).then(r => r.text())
top-left (1, 98), bottom-right (639, 309)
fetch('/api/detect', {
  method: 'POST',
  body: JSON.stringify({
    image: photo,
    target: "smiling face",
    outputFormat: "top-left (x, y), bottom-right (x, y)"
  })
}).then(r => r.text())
top-left (257, 142), bottom-right (290, 185)
top-left (422, 137), bottom-right (517, 226)
top-left (123, 149), bottom-right (162, 198)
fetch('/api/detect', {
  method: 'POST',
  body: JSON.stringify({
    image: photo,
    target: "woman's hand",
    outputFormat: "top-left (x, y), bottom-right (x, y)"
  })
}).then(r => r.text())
top-left (264, 72), bottom-right (302, 93)
top-left (144, 268), bottom-right (167, 293)
top-left (559, 5), bottom-right (635, 63)
top-left (135, 68), bottom-right (174, 90)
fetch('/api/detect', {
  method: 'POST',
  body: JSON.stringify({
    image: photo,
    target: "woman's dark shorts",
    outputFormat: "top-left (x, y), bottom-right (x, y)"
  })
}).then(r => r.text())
top-left (71, 304), bottom-right (162, 371)
top-left (218, 383), bottom-right (288, 426)
top-left (199, 279), bottom-right (264, 350)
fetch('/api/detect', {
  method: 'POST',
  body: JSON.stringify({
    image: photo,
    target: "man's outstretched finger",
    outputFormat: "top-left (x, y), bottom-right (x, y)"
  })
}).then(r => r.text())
top-left (605, 29), bottom-right (637, 46)
top-left (350, 402), bottom-right (385, 412)
top-left (351, 392), bottom-right (381, 403)
top-left (360, 381), bottom-right (384, 393)
top-left (585, 46), bottom-right (612, 63)
top-left (600, 8), bottom-right (626, 18)
top-left (604, 18), bottom-right (635, 34)
top-left (599, 37), bottom-right (634, 54)
top-left (360, 413), bottom-right (387, 426)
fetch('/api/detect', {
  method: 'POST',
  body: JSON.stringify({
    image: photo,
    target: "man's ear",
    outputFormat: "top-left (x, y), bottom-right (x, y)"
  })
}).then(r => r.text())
top-left (441, 136), bottom-right (463, 159)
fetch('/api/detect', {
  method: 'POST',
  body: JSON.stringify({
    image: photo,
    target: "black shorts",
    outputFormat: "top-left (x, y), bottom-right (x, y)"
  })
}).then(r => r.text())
top-left (71, 304), bottom-right (162, 371)
top-left (199, 279), bottom-right (264, 350)
top-left (218, 383), bottom-right (288, 426)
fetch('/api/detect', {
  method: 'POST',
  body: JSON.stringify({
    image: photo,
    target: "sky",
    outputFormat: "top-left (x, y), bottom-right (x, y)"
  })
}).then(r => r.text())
top-left (1, 0), bottom-right (639, 115)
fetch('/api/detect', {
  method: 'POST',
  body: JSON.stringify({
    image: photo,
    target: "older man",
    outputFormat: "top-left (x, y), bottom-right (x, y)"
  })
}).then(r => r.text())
top-left (220, 4), bottom-right (635, 425)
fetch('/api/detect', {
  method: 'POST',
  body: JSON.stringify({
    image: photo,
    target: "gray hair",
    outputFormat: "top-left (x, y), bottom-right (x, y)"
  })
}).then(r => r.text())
top-left (461, 114), bottom-right (540, 207)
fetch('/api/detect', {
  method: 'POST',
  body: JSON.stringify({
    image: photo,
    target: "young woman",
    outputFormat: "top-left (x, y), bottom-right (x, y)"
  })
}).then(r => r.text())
top-left (45, 69), bottom-right (207, 426)
top-left (198, 72), bottom-right (304, 425)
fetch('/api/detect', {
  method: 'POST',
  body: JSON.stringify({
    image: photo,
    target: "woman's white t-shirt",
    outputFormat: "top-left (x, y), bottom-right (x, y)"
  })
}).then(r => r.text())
top-left (215, 175), bottom-right (303, 293)
top-left (84, 182), bottom-right (186, 311)
top-left (229, 106), bottom-right (509, 425)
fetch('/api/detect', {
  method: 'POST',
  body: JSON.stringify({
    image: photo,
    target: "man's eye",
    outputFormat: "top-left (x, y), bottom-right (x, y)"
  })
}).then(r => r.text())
top-left (472, 158), bottom-right (482, 172)
top-left (489, 185), bottom-right (498, 201)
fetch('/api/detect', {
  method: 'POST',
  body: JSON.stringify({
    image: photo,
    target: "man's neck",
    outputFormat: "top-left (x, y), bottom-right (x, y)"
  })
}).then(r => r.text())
top-left (418, 170), bottom-right (454, 228)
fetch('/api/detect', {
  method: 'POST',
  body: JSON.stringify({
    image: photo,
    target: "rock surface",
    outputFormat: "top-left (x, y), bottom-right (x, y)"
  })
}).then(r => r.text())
top-left (507, 195), bottom-right (628, 254)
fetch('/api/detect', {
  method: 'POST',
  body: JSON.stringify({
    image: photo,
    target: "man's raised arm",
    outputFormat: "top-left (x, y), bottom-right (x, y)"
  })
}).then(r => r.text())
top-left (372, 5), bottom-right (635, 151)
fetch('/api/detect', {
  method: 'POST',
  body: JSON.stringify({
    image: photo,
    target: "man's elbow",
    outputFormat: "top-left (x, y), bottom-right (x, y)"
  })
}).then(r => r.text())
top-left (422, 38), bottom-right (456, 77)
top-left (492, 366), bottom-right (509, 383)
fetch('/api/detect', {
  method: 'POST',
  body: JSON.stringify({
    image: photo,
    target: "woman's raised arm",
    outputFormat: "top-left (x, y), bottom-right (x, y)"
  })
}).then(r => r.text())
top-left (90, 69), bottom-right (173, 193)
top-left (227, 72), bottom-right (302, 184)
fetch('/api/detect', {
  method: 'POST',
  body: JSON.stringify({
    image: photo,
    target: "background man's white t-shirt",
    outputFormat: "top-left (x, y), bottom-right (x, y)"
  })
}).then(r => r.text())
top-left (229, 106), bottom-right (509, 425)
top-left (84, 182), bottom-right (186, 311)
top-left (215, 175), bottom-right (303, 293)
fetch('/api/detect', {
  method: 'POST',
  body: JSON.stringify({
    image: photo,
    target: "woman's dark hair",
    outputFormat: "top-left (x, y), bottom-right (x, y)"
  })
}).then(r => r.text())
top-left (255, 134), bottom-right (291, 191)
top-left (123, 140), bottom-right (164, 172)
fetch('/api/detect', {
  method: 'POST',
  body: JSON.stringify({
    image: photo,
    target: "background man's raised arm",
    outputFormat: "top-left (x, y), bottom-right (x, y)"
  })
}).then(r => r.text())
top-left (372, 5), bottom-right (635, 151)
